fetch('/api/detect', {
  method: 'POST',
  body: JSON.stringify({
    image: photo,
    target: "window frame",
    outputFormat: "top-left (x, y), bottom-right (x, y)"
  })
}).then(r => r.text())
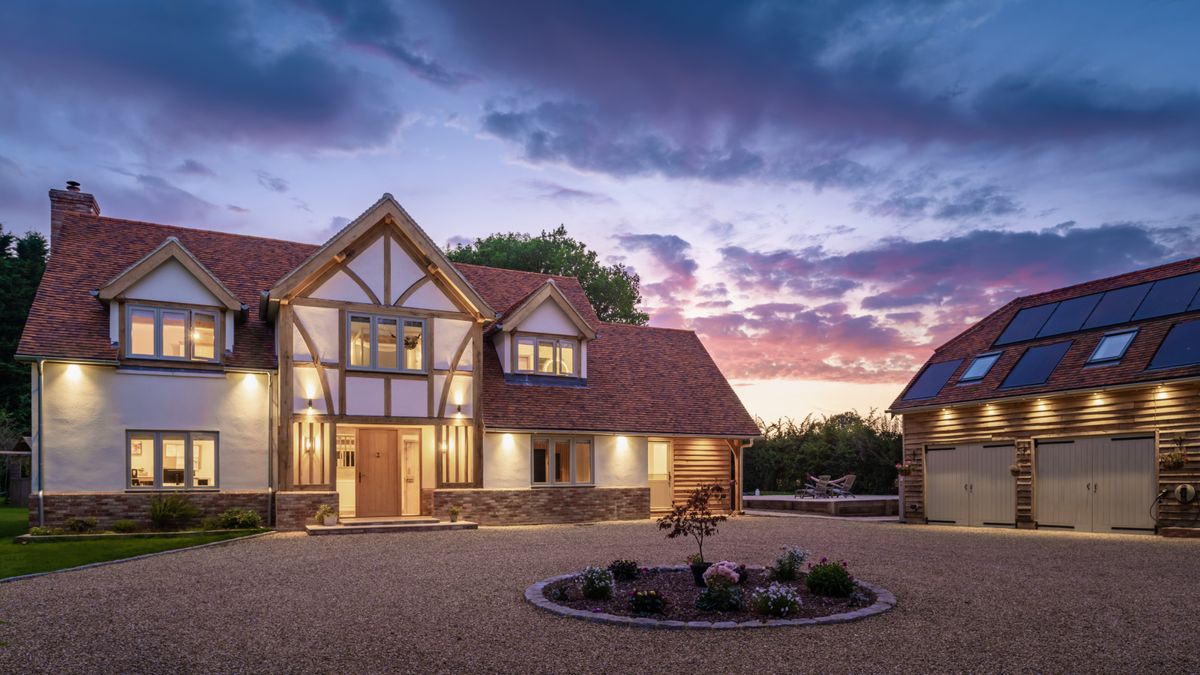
top-left (530, 435), bottom-right (595, 487)
top-left (1088, 328), bottom-right (1139, 364)
top-left (345, 313), bottom-right (427, 374)
top-left (958, 351), bottom-right (1002, 384)
top-left (512, 332), bottom-right (580, 377)
top-left (124, 304), bottom-right (221, 363)
top-left (125, 430), bottom-right (219, 490)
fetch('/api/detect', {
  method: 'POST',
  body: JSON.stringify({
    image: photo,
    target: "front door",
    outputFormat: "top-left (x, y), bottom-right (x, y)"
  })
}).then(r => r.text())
top-left (357, 428), bottom-right (399, 517)
top-left (649, 440), bottom-right (672, 510)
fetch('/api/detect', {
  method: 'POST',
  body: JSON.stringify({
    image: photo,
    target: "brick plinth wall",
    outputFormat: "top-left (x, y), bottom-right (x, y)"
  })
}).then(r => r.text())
top-left (420, 488), bottom-right (434, 517)
top-left (36, 491), bottom-right (269, 529)
top-left (433, 487), bottom-right (650, 525)
top-left (275, 491), bottom-right (338, 530)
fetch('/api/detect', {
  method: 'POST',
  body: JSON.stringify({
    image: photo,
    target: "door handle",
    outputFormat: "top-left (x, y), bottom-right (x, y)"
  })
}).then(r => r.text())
top-left (1093, 483), bottom-right (1098, 493)
top-left (358, 471), bottom-right (364, 483)
top-left (964, 483), bottom-right (970, 492)
top-left (1086, 482), bottom-right (1091, 491)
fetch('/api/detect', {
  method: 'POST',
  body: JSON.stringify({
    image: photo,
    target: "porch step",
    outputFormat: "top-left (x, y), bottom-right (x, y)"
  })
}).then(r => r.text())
top-left (305, 520), bottom-right (478, 536)
top-left (339, 516), bottom-right (439, 526)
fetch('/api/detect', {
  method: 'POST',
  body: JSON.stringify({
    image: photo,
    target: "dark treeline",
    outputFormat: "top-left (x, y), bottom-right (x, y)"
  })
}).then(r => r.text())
top-left (0, 225), bottom-right (47, 443)
top-left (744, 411), bottom-right (902, 495)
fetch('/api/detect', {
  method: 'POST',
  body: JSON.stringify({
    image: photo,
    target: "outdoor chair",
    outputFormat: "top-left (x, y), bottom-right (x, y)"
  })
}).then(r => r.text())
top-left (828, 473), bottom-right (857, 497)
top-left (795, 475), bottom-right (832, 499)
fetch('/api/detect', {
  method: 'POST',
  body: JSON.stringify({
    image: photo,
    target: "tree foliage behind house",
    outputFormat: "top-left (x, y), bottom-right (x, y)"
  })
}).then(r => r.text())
top-left (744, 411), bottom-right (902, 495)
top-left (446, 225), bottom-right (649, 325)
top-left (0, 225), bottom-right (47, 435)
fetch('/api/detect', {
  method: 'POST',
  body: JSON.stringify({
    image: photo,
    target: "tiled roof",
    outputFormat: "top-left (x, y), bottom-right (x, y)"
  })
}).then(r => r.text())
top-left (890, 256), bottom-right (1200, 412)
top-left (481, 322), bottom-right (760, 436)
top-left (18, 210), bottom-right (757, 436)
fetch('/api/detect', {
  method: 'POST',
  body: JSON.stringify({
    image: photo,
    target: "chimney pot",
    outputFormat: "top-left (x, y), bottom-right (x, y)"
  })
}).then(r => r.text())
top-left (66, 180), bottom-right (81, 192)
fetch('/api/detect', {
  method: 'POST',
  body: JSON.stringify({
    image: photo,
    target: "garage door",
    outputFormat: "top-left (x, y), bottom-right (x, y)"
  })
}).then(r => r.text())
top-left (925, 444), bottom-right (1016, 527)
top-left (1035, 436), bottom-right (1157, 533)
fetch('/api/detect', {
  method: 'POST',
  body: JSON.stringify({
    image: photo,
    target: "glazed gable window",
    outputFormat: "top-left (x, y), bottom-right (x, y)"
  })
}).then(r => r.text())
top-left (348, 313), bottom-right (425, 373)
top-left (126, 305), bottom-right (219, 362)
top-left (128, 431), bottom-right (218, 489)
top-left (514, 335), bottom-right (578, 376)
top-left (531, 436), bottom-right (594, 486)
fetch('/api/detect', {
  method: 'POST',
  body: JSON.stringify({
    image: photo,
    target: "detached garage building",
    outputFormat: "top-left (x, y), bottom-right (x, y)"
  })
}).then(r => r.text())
top-left (889, 258), bottom-right (1200, 536)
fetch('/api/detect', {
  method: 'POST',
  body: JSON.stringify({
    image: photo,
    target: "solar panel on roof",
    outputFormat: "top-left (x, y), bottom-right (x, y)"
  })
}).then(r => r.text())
top-left (1037, 293), bottom-right (1102, 337)
top-left (902, 359), bottom-right (963, 400)
top-left (1132, 272), bottom-right (1200, 321)
top-left (995, 303), bottom-right (1057, 345)
top-left (1081, 282), bottom-right (1152, 330)
top-left (1000, 341), bottom-right (1072, 388)
top-left (1148, 320), bottom-right (1200, 370)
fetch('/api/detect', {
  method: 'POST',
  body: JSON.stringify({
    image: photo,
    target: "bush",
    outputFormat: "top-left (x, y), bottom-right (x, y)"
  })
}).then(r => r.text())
top-left (630, 590), bottom-right (666, 615)
top-left (111, 519), bottom-right (139, 533)
top-left (768, 546), bottom-right (809, 581)
top-left (695, 584), bottom-right (743, 612)
top-left (608, 559), bottom-right (639, 581)
top-left (65, 517), bottom-right (98, 533)
top-left (314, 504), bottom-right (337, 523)
top-left (29, 526), bottom-right (63, 536)
top-left (749, 583), bottom-right (803, 617)
top-left (576, 566), bottom-right (614, 600)
top-left (200, 516), bottom-right (223, 531)
top-left (216, 508), bottom-right (262, 529)
top-left (702, 560), bottom-right (741, 589)
top-left (806, 559), bottom-right (855, 597)
top-left (149, 494), bottom-right (201, 530)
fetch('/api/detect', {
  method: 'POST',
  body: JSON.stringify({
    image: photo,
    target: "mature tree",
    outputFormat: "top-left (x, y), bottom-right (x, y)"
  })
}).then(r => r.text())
top-left (447, 226), bottom-right (649, 325)
top-left (0, 225), bottom-right (47, 434)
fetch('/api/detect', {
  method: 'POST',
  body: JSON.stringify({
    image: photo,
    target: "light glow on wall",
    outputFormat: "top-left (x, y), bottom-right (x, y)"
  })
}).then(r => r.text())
top-left (616, 436), bottom-right (629, 453)
top-left (1156, 386), bottom-right (1168, 400)
top-left (501, 433), bottom-right (515, 452)
top-left (242, 373), bottom-right (258, 390)
top-left (65, 363), bottom-right (82, 381)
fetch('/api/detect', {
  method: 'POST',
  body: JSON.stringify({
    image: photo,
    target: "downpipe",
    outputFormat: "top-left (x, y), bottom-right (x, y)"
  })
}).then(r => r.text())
top-left (35, 359), bottom-right (45, 527)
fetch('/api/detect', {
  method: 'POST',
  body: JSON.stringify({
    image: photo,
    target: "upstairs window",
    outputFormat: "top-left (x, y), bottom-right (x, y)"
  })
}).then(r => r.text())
top-left (959, 352), bottom-right (1001, 383)
top-left (348, 314), bottom-right (425, 373)
top-left (126, 305), bottom-right (218, 362)
top-left (1088, 329), bottom-right (1138, 364)
top-left (515, 335), bottom-right (578, 376)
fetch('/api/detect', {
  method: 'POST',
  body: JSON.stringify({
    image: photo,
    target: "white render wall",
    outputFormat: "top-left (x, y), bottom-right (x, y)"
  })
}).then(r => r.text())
top-left (482, 431), bottom-right (649, 489)
top-left (39, 362), bottom-right (270, 492)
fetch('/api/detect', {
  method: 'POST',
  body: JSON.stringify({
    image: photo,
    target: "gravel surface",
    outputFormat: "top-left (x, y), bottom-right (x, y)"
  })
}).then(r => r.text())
top-left (1, 516), bottom-right (1198, 674)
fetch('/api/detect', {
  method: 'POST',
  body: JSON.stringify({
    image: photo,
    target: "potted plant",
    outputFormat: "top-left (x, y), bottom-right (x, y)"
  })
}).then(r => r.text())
top-left (1161, 436), bottom-right (1188, 470)
top-left (1008, 463), bottom-right (1021, 477)
top-left (448, 505), bottom-right (462, 523)
top-left (657, 483), bottom-right (728, 586)
top-left (895, 462), bottom-right (913, 476)
top-left (314, 504), bottom-right (337, 526)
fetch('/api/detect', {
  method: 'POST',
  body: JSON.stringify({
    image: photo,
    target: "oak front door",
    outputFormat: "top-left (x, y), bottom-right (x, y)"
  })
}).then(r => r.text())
top-left (357, 429), bottom-right (399, 517)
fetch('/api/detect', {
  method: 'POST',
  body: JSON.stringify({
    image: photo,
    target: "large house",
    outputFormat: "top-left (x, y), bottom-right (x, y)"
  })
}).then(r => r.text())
top-left (17, 184), bottom-right (758, 529)
top-left (889, 260), bottom-right (1200, 536)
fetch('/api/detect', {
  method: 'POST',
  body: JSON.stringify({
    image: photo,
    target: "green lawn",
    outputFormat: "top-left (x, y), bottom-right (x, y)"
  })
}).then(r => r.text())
top-left (0, 507), bottom-right (265, 580)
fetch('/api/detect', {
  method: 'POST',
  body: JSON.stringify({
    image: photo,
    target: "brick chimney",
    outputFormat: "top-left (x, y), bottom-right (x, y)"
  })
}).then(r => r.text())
top-left (49, 181), bottom-right (100, 254)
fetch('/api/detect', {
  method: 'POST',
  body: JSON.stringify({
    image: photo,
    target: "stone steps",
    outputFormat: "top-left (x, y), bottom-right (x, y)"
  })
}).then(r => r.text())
top-left (304, 520), bottom-right (477, 536)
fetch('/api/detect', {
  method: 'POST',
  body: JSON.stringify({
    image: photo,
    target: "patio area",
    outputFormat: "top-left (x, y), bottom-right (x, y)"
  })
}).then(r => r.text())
top-left (744, 494), bottom-right (900, 517)
top-left (1, 515), bottom-right (1197, 673)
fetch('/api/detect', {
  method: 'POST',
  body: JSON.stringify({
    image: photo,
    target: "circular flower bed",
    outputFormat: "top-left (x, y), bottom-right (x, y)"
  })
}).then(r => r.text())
top-left (525, 564), bottom-right (896, 629)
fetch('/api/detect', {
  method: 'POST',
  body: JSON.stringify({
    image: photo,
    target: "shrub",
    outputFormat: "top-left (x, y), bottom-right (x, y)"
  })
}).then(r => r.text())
top-left (630, 590), bottom-right (666, 615)
top-left (551, 585), bottom-right (570, 602)
top-left (695, 584), bottom-right (743, 612)
top-left (111, 519), bottom-right (139, 533)
top-left (149, 494), bottom-right (201, 530)
top-left (657, 483), bottom-right (727, 563)
top-left (200, 516), bottom-right (223, 531)
top-left (806, 559), bottom-right (855, 597)
top-left (768, 546), bottom-right (809, 581)
top-left (65, 517), bottom-right (98, 533)
top-left (576, 566), bottom-right (614, 600)
top-left (29, 526), bottom-right (63, 536)
top-left (314, 504), bottom-right (337, 523)
top-left (702, 560), bottom-right (741, 589)
top-left (217, 508), bottom-right (262, 529)
top-left (749, 583), bottom-right (803, 617)
top-left (608, 559), bottom-right (639, 581)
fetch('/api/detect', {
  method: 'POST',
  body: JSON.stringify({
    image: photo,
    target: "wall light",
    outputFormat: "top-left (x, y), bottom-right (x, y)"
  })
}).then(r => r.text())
top-left (616, 436), bottom-right (629, 452)
top-left (65, 363), bottom-right (82, 381)
top-left (242, 373), bottom-right (258, 390)
top-left (1157, 386), bottom-right (1169, 401)
top-left (501, 433), bottom-right (515, 452)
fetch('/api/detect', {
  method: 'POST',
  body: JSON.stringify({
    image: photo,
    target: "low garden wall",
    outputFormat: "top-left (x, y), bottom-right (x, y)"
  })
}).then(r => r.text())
top-left (36, 491), bottom-right (270, 529)
top-left (274, 491), bottom-right (338, 530)
top-left (432, 487), bottom-right (650, 525)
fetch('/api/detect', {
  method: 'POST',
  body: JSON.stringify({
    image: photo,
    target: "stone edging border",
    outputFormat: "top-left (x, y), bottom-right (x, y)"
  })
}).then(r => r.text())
top-left (524, 564), bottom-right (896, 629)
top-left (0, 531), bottom-right (276, 585)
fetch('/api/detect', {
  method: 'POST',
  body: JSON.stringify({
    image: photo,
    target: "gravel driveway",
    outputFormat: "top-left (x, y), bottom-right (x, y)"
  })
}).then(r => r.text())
top-left (1, 516), bottom-right (1197, 674)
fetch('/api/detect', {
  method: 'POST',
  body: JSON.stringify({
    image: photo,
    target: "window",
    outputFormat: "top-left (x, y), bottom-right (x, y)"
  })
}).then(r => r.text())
top-left (1088, 329), bottom-right (1137, 364)
top-left (346, 314), bottom-right (426, 373)
top-left (531, 436), bottom-right (594, 486)
top-left (515, 335), bottom-right (579, 376)
top-left (959, 352), bottom-right (1001, 383)
top-left (125, 305), bottom-right (219, 362)
top-left (127, 431), bottom-right (218, 489)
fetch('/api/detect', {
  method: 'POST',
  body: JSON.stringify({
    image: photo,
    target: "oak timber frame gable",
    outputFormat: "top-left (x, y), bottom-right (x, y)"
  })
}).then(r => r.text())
top-left (269, 196), bottom-right (493, 493)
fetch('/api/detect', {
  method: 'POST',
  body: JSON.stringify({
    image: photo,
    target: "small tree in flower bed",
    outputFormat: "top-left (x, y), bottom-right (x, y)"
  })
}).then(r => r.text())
top-left (657, 483), bottom-right (727, 563)
top-left (577, 566), bottom-right (615, 600)
top-left (630, 590), bottom-right (666, 615)
top-left (608, 559), bottom-right (640, 581)
top-left (806, 558), bottom-right (855, 597)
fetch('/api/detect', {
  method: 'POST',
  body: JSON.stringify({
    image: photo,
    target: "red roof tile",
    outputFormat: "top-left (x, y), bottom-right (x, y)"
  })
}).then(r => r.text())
top-left (454, 262), bottom-right (600, 329)
top-left (890, 256), bottom-right (1200, 411)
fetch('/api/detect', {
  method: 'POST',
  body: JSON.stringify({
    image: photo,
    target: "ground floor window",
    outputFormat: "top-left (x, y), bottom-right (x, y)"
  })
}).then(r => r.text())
top-left (532, 436), bottom-right (594, 486)
top-left (127, 431), bottom-right (218, 489)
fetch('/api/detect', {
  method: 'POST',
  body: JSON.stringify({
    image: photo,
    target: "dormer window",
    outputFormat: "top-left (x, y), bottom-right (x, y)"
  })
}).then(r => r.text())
top-left (515, 335), bottom-right (577, 376)
top-left (126, 305), bottom-right (219, 362)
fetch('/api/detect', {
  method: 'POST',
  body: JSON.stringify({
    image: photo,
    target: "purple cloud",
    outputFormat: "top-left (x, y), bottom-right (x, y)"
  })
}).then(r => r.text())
top-left (615, 232), bottom-right (698, 301)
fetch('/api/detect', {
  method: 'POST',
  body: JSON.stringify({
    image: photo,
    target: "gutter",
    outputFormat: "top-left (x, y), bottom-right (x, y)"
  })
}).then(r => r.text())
top-left (483, 427), bottom-right (761, 440)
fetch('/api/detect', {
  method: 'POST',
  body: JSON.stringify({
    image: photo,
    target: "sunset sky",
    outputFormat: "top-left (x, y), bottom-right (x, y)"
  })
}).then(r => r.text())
top-left (2, 1), bottom-right (1199, 422)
